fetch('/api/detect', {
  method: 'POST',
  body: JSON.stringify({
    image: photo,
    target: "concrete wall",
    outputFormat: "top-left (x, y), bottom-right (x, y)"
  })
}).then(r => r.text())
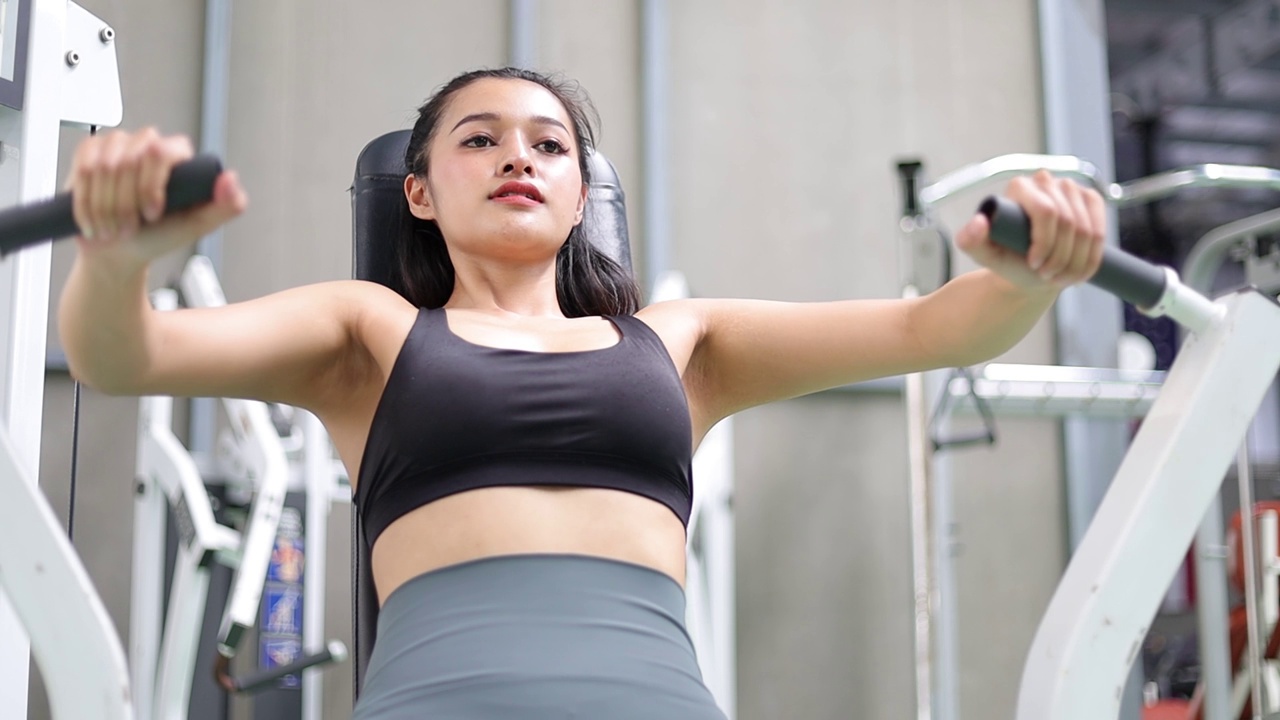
top-left (32, 2), bottom-right (1068, 719)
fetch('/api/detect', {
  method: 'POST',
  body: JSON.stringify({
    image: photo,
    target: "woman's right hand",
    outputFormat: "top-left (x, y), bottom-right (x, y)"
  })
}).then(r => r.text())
top-left (68, 128), bottom-right (247, 268)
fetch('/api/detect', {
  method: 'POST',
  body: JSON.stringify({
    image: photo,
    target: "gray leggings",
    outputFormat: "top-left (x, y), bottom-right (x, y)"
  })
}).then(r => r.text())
top-left (353, 554), bottom-right (728, 720)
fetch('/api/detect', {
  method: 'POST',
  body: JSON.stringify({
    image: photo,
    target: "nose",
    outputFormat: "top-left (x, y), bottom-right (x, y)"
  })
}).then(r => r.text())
top-left (500, 138), bottom-right (534, 177)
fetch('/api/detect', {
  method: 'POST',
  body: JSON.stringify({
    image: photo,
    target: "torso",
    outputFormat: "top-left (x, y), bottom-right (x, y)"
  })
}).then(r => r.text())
top-left (317, 287), bottom-right (708, 604)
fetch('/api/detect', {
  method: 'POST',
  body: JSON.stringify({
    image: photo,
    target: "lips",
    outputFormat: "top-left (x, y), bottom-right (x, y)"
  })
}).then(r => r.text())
top-left (490, 181), bottom-right (544, 203)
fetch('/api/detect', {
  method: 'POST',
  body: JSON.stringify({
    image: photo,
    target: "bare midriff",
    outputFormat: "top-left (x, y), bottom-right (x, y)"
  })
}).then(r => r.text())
top-left (368, 485), bottom-right (689, 605)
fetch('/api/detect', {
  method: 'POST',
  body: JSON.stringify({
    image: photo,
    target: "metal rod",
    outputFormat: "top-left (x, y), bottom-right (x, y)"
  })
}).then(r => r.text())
top-left (1196, 504), bottom-right (1235, 720)
top-left (196, 0), bottom-right (230, 268)
top-left (903, 289), bottom-right (935, 720)
top-left (641, 0), bottom-right (671, 292)
top-left (919, 157), bottom-right (1280, 216)
top-left (1237, 437), bottom-right (1264, 719)
top-left (942, 364), bottom-right (1164, 419)
top-left (508, 0), bottom-right (538, 68)
top-left (1183, 207), bottom-right (1280, 295)
top-left (917, 154), bottom-right (1107, 208)
top-left (1115, 165), bottom-right (1280, 207)
top-left (302, 411), bottom-right (327, 720)
top-left (191, 0), bottom-right (233, 464)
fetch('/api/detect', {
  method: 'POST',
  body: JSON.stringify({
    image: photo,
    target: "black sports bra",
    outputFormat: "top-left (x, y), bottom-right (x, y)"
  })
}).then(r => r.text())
top-left (353, 307), bottom-right (693, 549)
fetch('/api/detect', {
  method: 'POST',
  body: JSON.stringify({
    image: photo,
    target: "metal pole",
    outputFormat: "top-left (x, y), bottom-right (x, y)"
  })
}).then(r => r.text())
top-left (1238, 438), bottom-right (1265, 719)
top-left (302, 412), bottom-right (329, 720)
top-left (903, 287), bottom-right (935, 720)
top-left (508, 0), bottom-right (538, 69)
top-left (0, 0), bottom-right (63, 713)
top-left (641, 0), bottom-right (670, 292)
top-left (190, 0), bottom-right (233, 464)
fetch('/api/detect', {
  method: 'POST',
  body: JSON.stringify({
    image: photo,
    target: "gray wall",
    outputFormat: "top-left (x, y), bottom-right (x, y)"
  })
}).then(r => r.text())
top-left (33, 2), bottom-right (1068, 719)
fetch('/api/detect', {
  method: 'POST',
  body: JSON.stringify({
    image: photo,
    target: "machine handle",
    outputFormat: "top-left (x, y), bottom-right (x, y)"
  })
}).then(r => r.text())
top-left (214, 639), bottom-right (348, 694)
top-left (0, 154), bottom-right (223, 256)
top-left (979, 195), bottom-right (1168, 309)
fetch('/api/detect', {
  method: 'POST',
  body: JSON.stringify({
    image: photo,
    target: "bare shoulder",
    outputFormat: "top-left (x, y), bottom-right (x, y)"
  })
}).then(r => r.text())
top-left (333, 280), bottom-right (419, 369)
top-left (633, 299), bottom-right (711, 375)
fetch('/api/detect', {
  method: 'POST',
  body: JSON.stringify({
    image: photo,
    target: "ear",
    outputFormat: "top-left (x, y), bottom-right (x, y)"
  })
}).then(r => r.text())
top-left (404, 174), bottom-right (436, 222)
top-left (574, 182), bottom-right (588, 225)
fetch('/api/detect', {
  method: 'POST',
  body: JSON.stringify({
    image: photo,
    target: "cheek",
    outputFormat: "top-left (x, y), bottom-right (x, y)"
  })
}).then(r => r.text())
top-left (549, 166), bottom-right (585, 211)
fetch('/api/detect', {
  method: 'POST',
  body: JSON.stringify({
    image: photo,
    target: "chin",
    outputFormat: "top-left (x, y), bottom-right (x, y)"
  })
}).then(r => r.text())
top-left (481, 226), bottom-right (565, 261)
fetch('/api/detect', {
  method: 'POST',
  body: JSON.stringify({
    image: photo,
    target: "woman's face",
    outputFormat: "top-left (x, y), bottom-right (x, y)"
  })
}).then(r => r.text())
top-left (406, 78), bottom-right (588, 262)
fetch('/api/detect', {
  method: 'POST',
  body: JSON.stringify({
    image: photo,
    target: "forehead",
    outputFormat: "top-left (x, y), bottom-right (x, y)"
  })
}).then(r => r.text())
top-left (442, 78), bottom-right (573, 130)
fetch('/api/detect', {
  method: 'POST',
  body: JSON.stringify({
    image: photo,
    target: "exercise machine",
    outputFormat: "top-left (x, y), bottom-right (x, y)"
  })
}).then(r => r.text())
top-left (131, 254), bottom-right (347, 720)
top-left (898, 154), bottom-right (1280, 720)
top-left (0, 2), bottom-right (125, 718)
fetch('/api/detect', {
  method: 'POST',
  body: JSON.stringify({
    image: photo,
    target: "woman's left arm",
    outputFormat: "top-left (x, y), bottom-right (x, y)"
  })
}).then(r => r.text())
top-left (680, 171), bottom-right (1105, 424)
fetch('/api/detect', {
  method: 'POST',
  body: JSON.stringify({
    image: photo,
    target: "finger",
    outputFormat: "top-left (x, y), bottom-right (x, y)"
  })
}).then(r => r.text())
top-left (1081, 189), bottom-right (1107, 280)
top-left (1058, 182), bottom-right (1095, 285)
top-left (1009, 172), bottom-right (1057, 272)
top-left (69, 136), bottom-right (101, 241)
top-left (955, 212), bottom-right (1030, 270)
top-left (137, 134), bottom-right (194, 224)
top-left (91, 131), bottom-right (131, 242)
top-left (953, 212), bottom-right (990, 256)
top-left (114, 131), bottom-right (158, 240)
top-left (131, 127), bottom-right (162, 224)
top-left (151, 170), bottom-right (248, 242)
top-left (1039, 177), bottom-right (1079, 281)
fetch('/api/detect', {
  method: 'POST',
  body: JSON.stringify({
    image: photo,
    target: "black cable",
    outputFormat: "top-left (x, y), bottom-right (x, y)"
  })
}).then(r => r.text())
top-left (68, 380), bottom-right (81, 542)
top-left (67, 125), bottom-right (99, 542)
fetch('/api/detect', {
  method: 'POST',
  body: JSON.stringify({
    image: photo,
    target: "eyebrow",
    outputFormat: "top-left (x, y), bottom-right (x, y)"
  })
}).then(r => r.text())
top-left (450, 112), bottom-right (569, 134)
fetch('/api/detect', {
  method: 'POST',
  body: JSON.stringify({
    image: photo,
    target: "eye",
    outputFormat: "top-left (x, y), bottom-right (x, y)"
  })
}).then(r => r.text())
top-left (461, 135), bottom-right (495, 148)
top-left (536, 139), bottom-right (569, 154)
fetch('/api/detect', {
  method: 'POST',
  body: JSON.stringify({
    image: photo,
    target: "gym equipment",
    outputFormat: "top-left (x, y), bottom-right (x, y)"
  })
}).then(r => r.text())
top-left (981, 184), bottom-right (1280, 720)
top-left (130, 256), bottom-right (348, 720)
top-left (0, 6), bottom-right (343, 718)
top-left (0, 3), bottom-right (126, 718)
top-left (897, 154), bottom-right (1280, 720)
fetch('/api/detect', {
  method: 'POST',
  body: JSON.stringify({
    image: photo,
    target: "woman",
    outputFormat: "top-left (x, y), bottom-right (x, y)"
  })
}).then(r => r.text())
top-left (60, 67), bottom-right (1105, 718)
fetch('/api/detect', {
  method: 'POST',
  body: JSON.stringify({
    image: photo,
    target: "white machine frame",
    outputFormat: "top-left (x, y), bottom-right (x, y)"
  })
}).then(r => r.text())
top-left (131, 256), bottom-right (347, 720)
top-left (0, 2), bottom-right (124, 718)
top-left (901, 153), bottom-right (1280, 720)
top-left (130, 277), bottom-right (287, 720)
top-left (1019, 286), bottom-right (1280, 719)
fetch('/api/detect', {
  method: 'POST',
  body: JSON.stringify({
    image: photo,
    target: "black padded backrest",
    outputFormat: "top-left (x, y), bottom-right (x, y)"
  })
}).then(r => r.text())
top-left (348, 129), bottom-right (633, 700)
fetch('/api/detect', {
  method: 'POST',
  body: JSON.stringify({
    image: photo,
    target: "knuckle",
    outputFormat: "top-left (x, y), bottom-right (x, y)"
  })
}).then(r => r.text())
top-left (1029, 197), bottom-right (1057, 221)
top-left (99, 150), bottom-right (123, 173)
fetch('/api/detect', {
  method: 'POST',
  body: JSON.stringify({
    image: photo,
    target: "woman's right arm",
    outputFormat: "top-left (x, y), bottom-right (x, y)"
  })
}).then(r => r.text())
top-left (58, 128), bottom-right (388, 411)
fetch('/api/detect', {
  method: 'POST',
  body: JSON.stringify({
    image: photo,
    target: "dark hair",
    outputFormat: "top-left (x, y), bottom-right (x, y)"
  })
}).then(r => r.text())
top-left (397, 67), bottom-right (640, 316)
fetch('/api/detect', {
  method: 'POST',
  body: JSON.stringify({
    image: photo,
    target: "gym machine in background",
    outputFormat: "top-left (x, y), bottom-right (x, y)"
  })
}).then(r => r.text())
top-left (897, 154), bottom-right (1280, 720)
top-left (131, 254), bottom-right (348, 720)
top-left (0, 4), bottom-right (350, 717)
top-left (0, 2), bottom-right (127, 718)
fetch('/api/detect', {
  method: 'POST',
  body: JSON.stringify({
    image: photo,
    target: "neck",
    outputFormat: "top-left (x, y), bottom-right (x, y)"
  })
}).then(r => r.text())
top-left (445, 254), bottom-right (563, 317)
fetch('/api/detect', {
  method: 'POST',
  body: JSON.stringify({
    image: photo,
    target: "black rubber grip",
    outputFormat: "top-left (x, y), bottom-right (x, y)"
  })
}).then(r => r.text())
top-left (979, 195), bottom-right (1168, 309)
top-left (0, 154), bottom-right (223, 256)
top-left (229, 647), bottom-right (341, 694)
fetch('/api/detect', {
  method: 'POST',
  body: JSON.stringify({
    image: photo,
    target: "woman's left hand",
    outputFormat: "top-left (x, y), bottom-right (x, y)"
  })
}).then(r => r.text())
top-left (953, 170), bottom-right (1107, 291)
